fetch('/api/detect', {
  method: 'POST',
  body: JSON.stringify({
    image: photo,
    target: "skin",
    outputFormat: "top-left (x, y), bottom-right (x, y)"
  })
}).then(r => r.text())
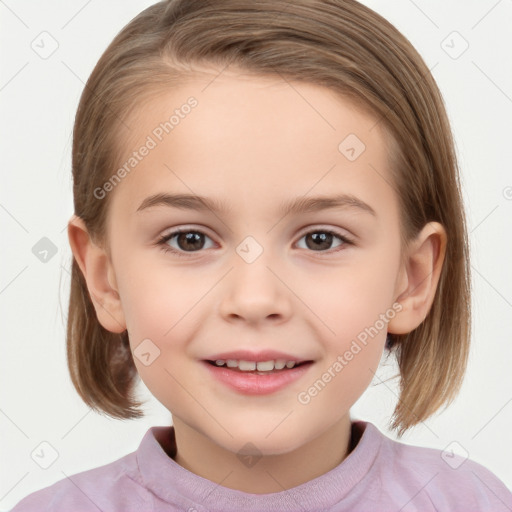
top-left (68, 66), bottom-right (446, 494)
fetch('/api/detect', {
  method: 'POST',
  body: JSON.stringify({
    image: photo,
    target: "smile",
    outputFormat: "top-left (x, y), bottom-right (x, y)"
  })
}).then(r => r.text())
top-left (208, 359), bottom-right (303, 372)
top-left (203, 360), bottom-right (314, 395)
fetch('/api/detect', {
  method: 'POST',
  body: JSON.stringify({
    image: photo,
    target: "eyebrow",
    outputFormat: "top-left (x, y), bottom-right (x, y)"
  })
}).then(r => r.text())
top-left (136, 192), bottom-right (377, 217)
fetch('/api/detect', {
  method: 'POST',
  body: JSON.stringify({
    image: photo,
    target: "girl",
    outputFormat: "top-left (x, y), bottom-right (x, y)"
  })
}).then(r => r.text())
top-left (12, 0), bottom-right (512, 510)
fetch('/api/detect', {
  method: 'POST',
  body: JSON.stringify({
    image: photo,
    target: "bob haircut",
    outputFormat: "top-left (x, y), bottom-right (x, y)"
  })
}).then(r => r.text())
top-left (67, 0), bottom-right (471, 437)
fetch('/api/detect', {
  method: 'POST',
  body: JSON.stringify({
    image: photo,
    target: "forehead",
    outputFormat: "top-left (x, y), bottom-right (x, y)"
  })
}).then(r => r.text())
top-left (108, 69), bottom-right (397, 221)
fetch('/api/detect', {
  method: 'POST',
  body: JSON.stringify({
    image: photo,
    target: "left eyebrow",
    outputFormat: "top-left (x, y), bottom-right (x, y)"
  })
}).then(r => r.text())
top-left (279, 193), bottom-right (376, 217)
top-left (136, 192), bottom-right (377, 217)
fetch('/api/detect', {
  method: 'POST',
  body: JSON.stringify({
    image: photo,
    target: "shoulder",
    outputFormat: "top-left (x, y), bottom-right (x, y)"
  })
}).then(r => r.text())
top-left (374, 426), bottom-right (512, 511)
top-left (9, 451), bottom-right (149, 512)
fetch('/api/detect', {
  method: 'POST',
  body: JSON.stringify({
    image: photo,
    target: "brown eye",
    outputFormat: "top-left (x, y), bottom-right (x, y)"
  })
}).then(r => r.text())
top-left (157, 229), bottom-right (215, 256)
top-left (157, 227), bottom-right (353, 258)
top-left (174, 232), bottom-right (206, 251)
top-left (296, 230), bottom-right (352, 253)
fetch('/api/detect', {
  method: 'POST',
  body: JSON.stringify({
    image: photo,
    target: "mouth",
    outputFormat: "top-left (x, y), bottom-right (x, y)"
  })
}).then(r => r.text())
top-left (203, 358), bottom-right (315, 395)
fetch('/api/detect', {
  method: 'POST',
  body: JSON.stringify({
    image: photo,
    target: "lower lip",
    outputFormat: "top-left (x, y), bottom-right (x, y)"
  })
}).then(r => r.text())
top-left (203, 361), bottom-right (313, 395)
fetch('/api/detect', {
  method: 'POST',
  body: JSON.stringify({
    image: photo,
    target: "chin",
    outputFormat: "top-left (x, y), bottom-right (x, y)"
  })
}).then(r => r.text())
top-left (223, 436), bottom-right (302, 458)
top-left (216, 422), bottom-right (307, 456)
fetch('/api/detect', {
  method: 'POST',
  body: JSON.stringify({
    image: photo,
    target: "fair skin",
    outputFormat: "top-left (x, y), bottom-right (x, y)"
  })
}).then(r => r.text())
top-left (68, 67), bottom-right (446, 494)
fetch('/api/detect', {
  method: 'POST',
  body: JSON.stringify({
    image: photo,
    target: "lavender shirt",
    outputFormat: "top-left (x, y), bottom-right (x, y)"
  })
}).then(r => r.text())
top-left (11, 420), bottom-right (512, 511)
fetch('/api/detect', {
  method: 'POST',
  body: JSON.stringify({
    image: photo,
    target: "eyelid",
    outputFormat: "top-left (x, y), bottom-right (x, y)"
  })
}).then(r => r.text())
top-left (159, 224), bottom-right (216, 239)
top-left (156, 225), bottom-right (218, 250)
top-left (296, 224), bottom-right (354, 240)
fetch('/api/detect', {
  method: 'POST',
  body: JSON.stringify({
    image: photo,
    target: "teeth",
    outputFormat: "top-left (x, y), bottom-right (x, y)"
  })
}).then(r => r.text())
top-left (212, 359), bottom-right (298, 371)
top-left (256, 360), bottom-right (274, 371)
top-left (238, 360), bottom-right (256, 371)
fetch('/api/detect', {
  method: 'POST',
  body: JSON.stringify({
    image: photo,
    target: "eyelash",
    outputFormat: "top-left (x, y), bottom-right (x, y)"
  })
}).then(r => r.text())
top-left (155, 227), bottom-right (354, 258)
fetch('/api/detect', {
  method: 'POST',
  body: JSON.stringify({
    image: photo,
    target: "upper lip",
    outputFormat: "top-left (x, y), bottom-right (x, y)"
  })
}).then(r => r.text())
top-left (205, 350), bottom-right (313, 364)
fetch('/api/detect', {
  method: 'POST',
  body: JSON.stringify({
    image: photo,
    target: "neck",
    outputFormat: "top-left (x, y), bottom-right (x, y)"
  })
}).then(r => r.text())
top-left (171, 415), bottom-right (353, 494)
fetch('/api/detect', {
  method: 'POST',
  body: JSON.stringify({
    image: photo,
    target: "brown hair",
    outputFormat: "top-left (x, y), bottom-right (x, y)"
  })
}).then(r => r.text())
top-left (67, 0), bottom-right (471, 437)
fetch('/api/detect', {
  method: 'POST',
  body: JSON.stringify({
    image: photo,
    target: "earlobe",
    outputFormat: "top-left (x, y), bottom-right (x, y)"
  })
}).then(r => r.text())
top-left (67, 215), bottom-right (126, 333)
top-left (387, 222), bottom-right (447, 335)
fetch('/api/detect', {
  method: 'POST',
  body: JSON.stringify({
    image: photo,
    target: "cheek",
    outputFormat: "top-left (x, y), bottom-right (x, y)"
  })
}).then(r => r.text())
top-left (118, 258), bottom-right (210, 354)
top-left (304, 253), bottom-right (400, 337)
top-left (122, 273), bottom-right (194, 406)
top-left (118, 254), bottom-right (199, 336)
top-left (300, 275), bottom-right (393, 415)
top-left (301, 344), bottom-right (381, 424)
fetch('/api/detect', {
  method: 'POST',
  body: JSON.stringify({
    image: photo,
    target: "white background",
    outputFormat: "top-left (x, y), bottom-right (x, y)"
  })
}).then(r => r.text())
top-left (1, 0), bottom-right (511, 509)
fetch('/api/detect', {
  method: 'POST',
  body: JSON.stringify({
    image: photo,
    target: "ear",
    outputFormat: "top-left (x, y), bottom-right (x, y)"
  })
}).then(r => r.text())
top-left (67, 214), bottom-right (126, 333)
top-left (387, 222), bottom-right (447, 335)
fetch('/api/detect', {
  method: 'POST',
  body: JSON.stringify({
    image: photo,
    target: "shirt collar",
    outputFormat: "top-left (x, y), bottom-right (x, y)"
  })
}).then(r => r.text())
top-left (136, 419), bottom-right (382, 511)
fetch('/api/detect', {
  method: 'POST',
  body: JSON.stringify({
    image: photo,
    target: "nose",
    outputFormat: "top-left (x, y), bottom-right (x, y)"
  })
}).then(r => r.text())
top-left (218, 250), bottom-right (293, 325)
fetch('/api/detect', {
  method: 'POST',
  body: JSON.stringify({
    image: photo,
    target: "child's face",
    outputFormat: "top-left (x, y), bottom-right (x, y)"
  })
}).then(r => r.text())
top-left (104, 69), bottom-right (405, 454)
